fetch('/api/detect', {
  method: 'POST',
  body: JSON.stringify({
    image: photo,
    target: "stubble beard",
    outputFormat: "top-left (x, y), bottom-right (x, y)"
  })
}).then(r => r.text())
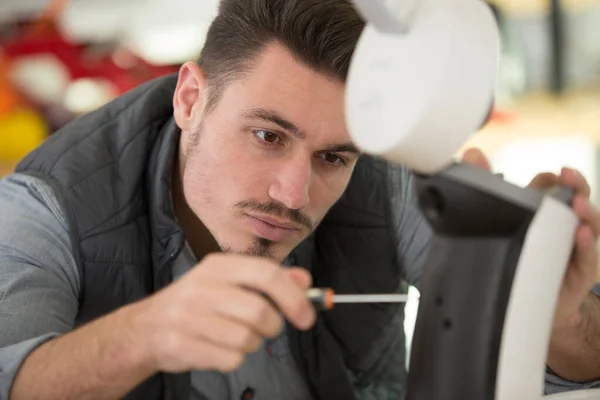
top-left (221, 237), bottom-right (274, 259)
top-left (185, 124), bottom-right (277, 260)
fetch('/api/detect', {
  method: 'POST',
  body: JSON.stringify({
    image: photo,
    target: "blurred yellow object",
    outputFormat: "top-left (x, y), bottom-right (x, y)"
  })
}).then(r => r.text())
top-left (0, 109), bottom-right (48, 162)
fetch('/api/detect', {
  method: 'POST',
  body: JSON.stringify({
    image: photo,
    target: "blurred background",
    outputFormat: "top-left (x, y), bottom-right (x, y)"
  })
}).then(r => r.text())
top-left (1, 0), bottom-right (600, 366)
top-left (1, 0), bottom-right (599, 191)
top-left (0, 0), bottom-right (218, 174)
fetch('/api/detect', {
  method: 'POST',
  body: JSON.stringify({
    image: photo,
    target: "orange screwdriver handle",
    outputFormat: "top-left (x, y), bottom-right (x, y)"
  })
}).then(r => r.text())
top-left (306, 288), bottom-right (335, 311)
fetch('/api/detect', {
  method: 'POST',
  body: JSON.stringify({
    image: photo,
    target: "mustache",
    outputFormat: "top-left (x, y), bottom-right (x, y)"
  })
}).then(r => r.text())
top-left (236, 200), bottom-right (313, 231)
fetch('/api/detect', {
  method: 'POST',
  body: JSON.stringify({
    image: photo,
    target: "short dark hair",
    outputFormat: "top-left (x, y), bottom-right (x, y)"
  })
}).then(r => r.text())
top-left (197, 0), bottom-right (365, 112)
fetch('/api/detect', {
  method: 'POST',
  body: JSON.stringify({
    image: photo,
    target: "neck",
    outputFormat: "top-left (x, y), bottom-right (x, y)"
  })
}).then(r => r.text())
top-left (171, 152), bottom-right (221, 261)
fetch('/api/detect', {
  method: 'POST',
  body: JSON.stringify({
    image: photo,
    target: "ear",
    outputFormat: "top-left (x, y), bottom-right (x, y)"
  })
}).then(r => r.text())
top-left (173, 61), bottom-right (207, 131)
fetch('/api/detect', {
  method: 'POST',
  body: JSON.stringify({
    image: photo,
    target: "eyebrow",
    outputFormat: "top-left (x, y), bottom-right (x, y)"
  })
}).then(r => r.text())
top-left (242, 108), bottom-right (304, 138)
top-left (242, 107), bottom-right (362, 155)
top-left (321, 143), bottom-right (362, 155)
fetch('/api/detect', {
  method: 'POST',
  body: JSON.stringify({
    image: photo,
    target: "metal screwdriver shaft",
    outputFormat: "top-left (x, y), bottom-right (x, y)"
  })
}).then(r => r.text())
top-left (332, 294), bottom-right (410, 303)
top-left (307, 288), bottom-right (409, 311)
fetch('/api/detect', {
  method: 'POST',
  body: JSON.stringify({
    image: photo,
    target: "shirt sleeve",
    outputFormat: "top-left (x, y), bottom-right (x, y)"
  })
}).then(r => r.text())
top-left (386, 163), bottom-right (432, 291)
top-left (0, 172), bottom-right (81, 398)
top-left (545, 367), bottom-right (600, 395)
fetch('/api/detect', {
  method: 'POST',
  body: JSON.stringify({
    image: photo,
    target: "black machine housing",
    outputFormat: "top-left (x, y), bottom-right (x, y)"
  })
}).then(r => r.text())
top-left (405, 162), bottom-right (572, 400)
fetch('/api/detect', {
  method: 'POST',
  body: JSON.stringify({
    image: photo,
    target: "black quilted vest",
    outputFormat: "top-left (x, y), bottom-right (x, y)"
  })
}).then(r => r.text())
top-left (16, 74), bottom-right (408, 400)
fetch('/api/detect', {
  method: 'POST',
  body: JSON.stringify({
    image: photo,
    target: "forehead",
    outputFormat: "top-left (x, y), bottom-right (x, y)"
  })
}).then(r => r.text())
top-left (215, 43), bottom-right (350, 144)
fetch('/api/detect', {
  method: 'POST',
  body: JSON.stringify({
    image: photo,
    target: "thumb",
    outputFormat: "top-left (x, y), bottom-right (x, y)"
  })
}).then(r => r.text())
top-left (286, 267), bottom-right (312, 290)
top-left (527, 172), bottom-right (560, 190)
top-left (462, 147), bottom-right (492, 171)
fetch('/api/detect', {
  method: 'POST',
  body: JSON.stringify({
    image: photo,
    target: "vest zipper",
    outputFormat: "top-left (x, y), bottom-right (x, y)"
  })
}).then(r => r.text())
top-left (156, 245), bottom-right (183, 289)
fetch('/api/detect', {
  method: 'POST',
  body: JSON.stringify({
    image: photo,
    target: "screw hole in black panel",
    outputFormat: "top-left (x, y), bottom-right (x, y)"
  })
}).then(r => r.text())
top-left (419, 186), bottom-right (445, 221)
top-left (443, 318), bottom-right (452, 330)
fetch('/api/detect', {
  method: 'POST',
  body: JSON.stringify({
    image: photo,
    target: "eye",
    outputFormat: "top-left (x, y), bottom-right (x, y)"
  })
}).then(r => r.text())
top-left (321, 153), bottom-right (345, 166)
top-left (254, 129), bottom-right (281, 144)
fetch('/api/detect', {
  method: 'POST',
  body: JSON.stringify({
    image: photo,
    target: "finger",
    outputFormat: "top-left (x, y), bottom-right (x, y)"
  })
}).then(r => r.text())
top-left (170, 337), bottom-right (246, 373)
top-left (286, 267), bottom-right (312, 289)
top-left (197, 284), bottom-right (284, 339)
top-left (206, 255), bottom-right (316, 330)
top-left (572, 196), bottom-right (600, 237)
top-left (571, 225), bottom-right (598, 287)
top-left (560, 167), bottom-right (591, 198)
top-left (527, 172), bottom-right (559, 190)
top-left (461, 148), bottom-right (492, 171)
top-left (184, 313), bottom-right (264, 354)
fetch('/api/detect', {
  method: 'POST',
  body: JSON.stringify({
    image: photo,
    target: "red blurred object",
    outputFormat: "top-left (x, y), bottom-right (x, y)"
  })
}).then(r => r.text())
top-left (0, 1), bottom-right (180, 131)
top-left (2, 26), bottom-right (179, 95)
top-left (0, 53), bottom-right (25, 115)
top-left (488, 108), bottom-right (515, 124)
top-left (2, 0), bottom-right (179, 96)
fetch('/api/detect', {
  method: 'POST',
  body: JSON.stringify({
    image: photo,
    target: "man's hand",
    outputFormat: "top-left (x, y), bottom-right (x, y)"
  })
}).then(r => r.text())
top-left (11, 253), bottom-right (315, 400)
top-left (462, 147), bottom-right (600, 382)
top-left (463, 147), bottom-right (599, 331)
top-left (548, 167), bottom-right (599, 329)
top-left (134, 253), bottom-right (316, 373)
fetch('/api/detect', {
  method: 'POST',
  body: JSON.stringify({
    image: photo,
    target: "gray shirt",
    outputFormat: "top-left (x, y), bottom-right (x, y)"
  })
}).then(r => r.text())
top-left (1, 172), bottom-right (600, 399)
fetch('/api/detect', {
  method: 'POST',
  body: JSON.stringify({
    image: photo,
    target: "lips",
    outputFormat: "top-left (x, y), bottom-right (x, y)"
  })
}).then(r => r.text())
top-left (244, 214), bottom-right (301, 242)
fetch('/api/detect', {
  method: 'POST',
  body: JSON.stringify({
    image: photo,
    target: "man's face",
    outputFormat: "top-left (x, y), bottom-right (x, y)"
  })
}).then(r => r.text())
top-left (175, 43), bottom-right (360, 262)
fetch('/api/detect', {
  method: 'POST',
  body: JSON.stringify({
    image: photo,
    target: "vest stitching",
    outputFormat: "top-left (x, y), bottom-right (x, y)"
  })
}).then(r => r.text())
top-left (67, 119), bottom-right (165, 190)
top-left (85, 261), bottom-right (150, 267)
top-left (47, 83), bottom-right (172, 173)
top-left (72, 119), bottom-right (166, 238)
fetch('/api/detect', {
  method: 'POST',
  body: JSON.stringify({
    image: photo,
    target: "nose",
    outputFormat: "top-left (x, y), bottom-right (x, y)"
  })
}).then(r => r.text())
top-left (268, 154), bottom-right (311, 210)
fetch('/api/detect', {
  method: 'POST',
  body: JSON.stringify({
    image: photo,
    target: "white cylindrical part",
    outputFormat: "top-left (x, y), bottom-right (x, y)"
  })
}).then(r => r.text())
top-left (346, 0), bottom-right (500, 174)
top-left (351, 0), bottom-right (419, 33)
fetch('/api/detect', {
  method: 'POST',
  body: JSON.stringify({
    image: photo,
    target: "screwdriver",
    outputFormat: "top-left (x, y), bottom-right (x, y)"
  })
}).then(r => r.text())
top-left (306, 288), bottom-right (410, 311)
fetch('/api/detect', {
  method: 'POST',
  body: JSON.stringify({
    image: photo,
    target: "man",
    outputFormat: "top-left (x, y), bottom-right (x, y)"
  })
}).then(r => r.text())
top-left (1, 0), bottom-right (600, 399)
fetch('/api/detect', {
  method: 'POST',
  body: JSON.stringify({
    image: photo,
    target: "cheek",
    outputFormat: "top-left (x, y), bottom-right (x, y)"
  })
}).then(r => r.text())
top-left (183, 136), bottom-right (272, 210)
top-left (181, 157), bottom-right (213, 209)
